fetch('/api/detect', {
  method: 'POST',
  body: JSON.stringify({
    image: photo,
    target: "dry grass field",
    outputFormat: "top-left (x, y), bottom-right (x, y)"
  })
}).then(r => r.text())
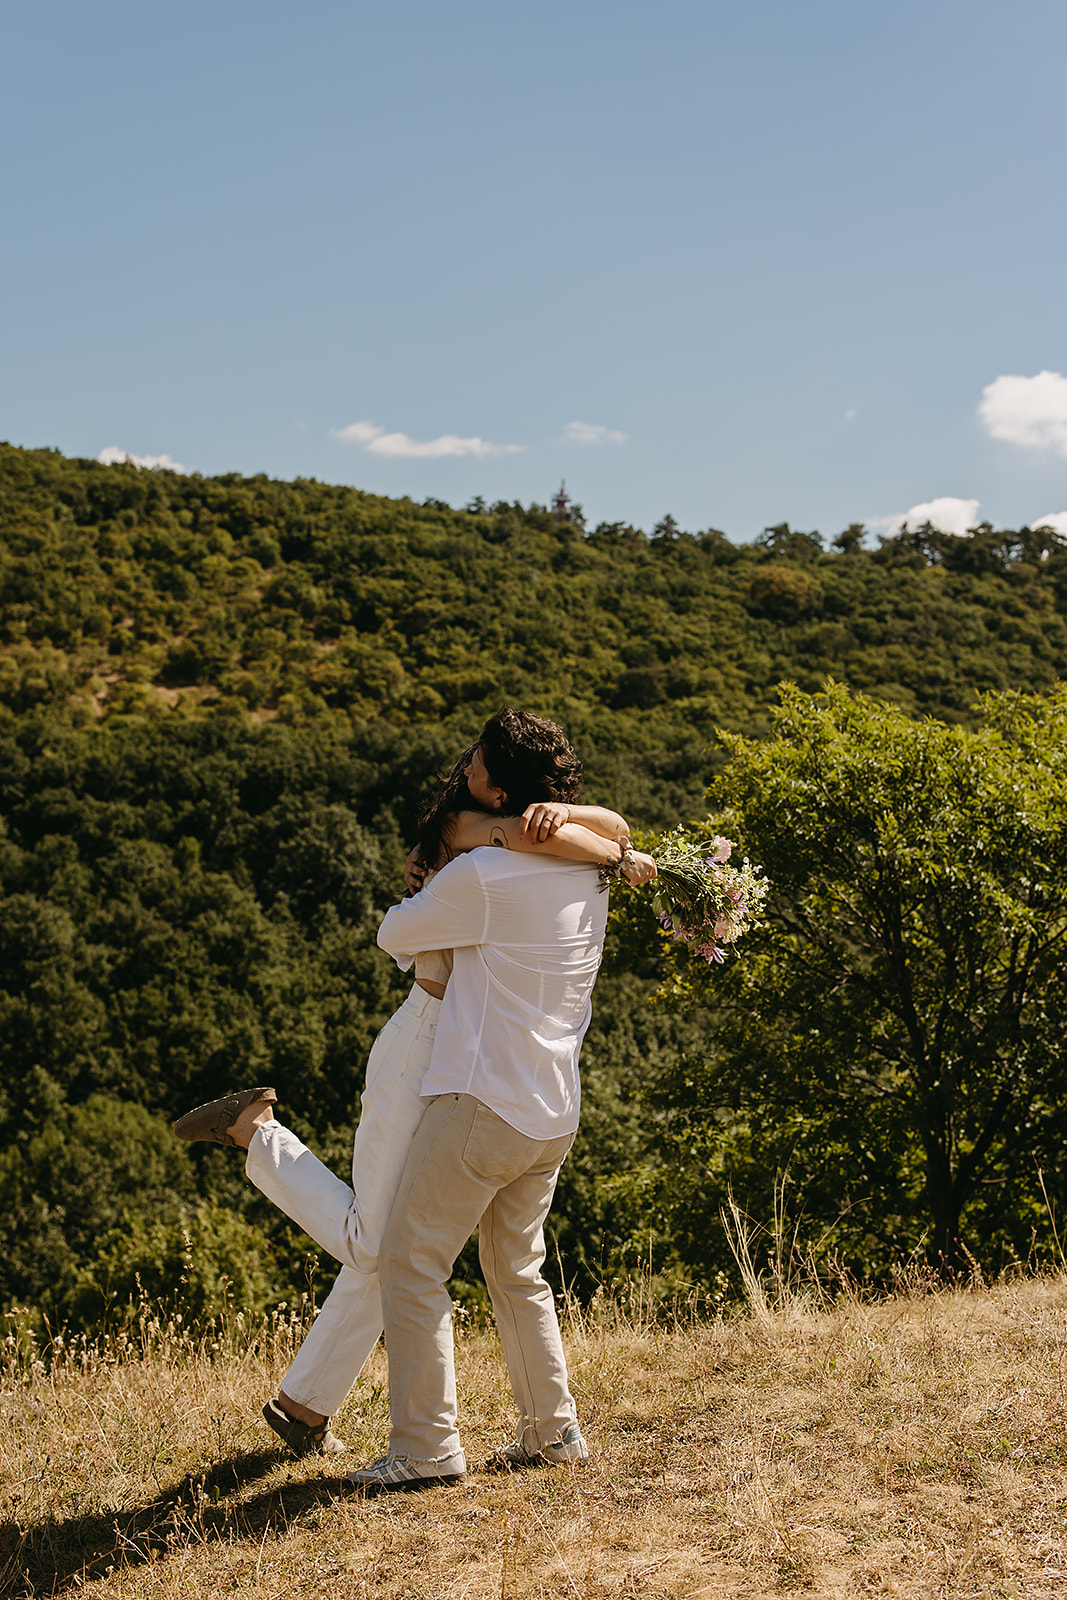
top-left (4, 1273), bottom-right (1067, 1600)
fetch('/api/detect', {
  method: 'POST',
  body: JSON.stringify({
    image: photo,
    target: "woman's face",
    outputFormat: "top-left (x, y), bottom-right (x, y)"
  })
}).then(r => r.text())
top-left (465, 746), bottom-right (507, 810)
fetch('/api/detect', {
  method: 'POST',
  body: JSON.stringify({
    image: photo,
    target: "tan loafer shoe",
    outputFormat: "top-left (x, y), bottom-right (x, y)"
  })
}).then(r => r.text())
top-left (172, 1086), bottom-right (277, 1146)
top-left (263, 1399), bottom-right (348, 1458)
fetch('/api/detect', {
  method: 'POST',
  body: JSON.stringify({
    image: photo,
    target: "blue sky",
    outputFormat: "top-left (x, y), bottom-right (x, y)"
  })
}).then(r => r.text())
top-left (3, 0), bottom-right (1067, 540)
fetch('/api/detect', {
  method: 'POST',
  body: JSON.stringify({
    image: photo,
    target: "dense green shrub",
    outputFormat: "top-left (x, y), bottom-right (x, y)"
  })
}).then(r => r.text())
top-left (65, 1202), bottom-right (283, 1329)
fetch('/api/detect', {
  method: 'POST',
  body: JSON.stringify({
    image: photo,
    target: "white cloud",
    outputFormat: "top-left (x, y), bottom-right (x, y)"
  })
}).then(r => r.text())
top-left (979, 371), bottom-right (1067, 456)
top-left (877, 496), bottom-right (982, 538)
top-left (98, 446), bottom-right (188, 473)
top-left (329, 420), bottom-right (522, 458)
top-left (564, 420), bottom-right (628, 445)
top-left (1031, 511), bottom-right (1067, 535)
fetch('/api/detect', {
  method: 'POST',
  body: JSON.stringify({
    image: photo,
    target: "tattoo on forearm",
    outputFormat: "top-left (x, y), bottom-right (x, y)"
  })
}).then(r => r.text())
top-left (489, 825), bottom-right (511, 849)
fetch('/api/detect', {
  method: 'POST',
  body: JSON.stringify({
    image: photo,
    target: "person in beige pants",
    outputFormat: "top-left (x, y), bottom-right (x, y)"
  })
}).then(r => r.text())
top-left (344, 709), bottom-right (656, 1495)
top-left (374, 1092), bottom-right (578, 1474)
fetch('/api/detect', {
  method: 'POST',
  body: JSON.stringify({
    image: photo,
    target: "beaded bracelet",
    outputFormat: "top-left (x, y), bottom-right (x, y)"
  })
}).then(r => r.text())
top-left (598, 844), bottom-right (636, 891)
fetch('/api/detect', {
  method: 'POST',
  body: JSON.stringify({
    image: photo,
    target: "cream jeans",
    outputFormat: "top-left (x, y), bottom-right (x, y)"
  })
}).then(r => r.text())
top-left (379, 1091), bottom-right (577, 1463)
top-left (244, 985), bottom-right (440, 1416)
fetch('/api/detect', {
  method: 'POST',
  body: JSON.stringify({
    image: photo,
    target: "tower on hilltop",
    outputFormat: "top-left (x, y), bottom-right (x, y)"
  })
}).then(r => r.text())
top-left (552, 480), bottom-right (571, 523)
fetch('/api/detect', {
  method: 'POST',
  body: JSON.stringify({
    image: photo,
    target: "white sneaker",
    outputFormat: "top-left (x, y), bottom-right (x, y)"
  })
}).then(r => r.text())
top-left (484, 1423), bottom-right (589, 1472)
top-left (344, 1450), bottom-right (467, 1496)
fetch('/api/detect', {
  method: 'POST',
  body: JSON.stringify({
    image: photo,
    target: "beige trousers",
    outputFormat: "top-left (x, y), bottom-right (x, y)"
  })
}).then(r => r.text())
top-left (379, 1092), bottom-right (576, 1463)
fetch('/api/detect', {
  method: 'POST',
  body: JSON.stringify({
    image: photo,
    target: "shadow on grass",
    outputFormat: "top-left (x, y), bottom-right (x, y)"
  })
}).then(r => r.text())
top-left (0, 1447), bottom-right (352, 1597)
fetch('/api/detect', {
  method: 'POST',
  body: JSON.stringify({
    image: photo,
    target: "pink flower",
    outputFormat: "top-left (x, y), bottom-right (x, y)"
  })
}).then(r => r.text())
top-left (688, 941), bottom-right (725, 965)
top-left (714, 916), bottom-right (732, 940)
top-left (711, 836), bottom-right (732, 864)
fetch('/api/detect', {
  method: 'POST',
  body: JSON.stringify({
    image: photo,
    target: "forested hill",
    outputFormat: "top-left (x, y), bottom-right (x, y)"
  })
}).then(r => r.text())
top-left (4, 441), bottom-right (1067, 1329)
top-left (3, 442), bottom-right (1067, 824)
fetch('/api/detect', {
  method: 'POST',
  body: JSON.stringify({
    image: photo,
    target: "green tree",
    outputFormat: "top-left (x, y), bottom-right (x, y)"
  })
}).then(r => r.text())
top-left (621, 683), bottom-right (1067, 1277)
top-left (65, 1202), bottom-right (283, 1328)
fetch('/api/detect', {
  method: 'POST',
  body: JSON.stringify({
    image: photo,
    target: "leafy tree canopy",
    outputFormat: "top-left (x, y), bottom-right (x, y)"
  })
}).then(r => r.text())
top-left (609, 683), bottom-right (1067, 1281)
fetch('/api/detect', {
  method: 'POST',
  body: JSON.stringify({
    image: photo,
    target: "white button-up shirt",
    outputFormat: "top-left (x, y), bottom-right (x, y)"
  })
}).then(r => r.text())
top-left (377, 850), bottom-right (608, 1140)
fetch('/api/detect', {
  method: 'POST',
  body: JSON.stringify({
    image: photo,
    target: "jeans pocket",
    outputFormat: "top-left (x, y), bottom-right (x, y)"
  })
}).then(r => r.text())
top-left (364, 1016), bottom-right (403, 1090)
top-left (461, 1103), bottom-right (533, 1186)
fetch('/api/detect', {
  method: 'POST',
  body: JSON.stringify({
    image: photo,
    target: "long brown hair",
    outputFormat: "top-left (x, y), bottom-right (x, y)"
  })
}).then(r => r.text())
top-left (414, 744), bottom-right (480, 871)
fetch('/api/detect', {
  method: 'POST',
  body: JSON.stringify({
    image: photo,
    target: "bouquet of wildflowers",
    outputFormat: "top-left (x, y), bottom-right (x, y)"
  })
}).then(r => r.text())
top-left (648, 828), bottom-right (769, 965)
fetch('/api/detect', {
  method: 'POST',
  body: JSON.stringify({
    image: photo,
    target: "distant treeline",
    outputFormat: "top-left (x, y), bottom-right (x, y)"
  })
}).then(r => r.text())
top-left (2, 443), bottom-right (1066, 1328)
top-left (3, 442), bottom-right (1067, 806)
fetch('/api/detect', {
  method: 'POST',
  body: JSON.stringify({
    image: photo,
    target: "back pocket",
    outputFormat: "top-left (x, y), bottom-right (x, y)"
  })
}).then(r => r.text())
top-left (461, 1103), bottom-right (536, 1186)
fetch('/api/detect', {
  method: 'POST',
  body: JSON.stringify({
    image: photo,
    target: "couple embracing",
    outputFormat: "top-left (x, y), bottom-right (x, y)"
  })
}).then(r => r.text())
top-left (173, 707), bottom-right (656, 1494)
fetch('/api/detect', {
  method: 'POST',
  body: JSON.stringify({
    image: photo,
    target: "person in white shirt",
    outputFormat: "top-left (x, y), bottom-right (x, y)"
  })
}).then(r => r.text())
top-left (344, 709), bottom-right (656, 1496)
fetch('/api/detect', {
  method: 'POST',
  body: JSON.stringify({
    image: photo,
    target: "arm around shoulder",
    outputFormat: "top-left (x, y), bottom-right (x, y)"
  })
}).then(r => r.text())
top-left (455, 812), bottom-right (623, 865)
top-left (377, 853), bottom-right (488, 964)
top-left (565, 804), bottom-right (631, 843)
top-left (517, 800), bottom-right (631, 845)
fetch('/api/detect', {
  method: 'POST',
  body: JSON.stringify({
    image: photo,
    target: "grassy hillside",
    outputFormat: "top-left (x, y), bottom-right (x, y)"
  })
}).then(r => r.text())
top-left (3, 1273), bottom-right (1066, 1599)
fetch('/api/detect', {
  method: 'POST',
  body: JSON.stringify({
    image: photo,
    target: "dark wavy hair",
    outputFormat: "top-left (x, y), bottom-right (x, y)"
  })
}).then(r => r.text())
top-left (478, 706), bottom-right (583, 809)
top-left (414, 708), bottom-right (583, 872)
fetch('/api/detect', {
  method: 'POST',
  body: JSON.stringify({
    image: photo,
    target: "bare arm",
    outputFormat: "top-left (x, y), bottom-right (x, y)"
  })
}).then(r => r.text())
top-left (402, 804), bottom-right (639, 892)
top-left (446, 811), bottom-right (656, 884)
top-left (518, 801), bottom-right (631, 845)
top-left (448, 811), bottom-right (621, 862)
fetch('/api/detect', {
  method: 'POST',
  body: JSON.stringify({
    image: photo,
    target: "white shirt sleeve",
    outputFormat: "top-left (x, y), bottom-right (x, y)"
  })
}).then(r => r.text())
top-left (377, 853), bottom-right (490, 969)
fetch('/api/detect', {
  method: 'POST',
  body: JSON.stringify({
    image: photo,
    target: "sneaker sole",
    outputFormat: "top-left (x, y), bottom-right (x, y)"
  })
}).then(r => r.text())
top-left (348, 1472), bottom-right (466, 1497)
top-left (483, 1452), bottom-right (587, 1473)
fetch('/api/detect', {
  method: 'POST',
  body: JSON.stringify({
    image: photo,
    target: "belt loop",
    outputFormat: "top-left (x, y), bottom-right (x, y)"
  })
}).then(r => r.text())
top-left (411, 984), bottom-right (441, 1018)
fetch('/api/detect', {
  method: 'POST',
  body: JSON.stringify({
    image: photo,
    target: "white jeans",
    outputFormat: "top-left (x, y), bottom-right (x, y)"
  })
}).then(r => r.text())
top-left (244, 985), bottom-right (440, 1416)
